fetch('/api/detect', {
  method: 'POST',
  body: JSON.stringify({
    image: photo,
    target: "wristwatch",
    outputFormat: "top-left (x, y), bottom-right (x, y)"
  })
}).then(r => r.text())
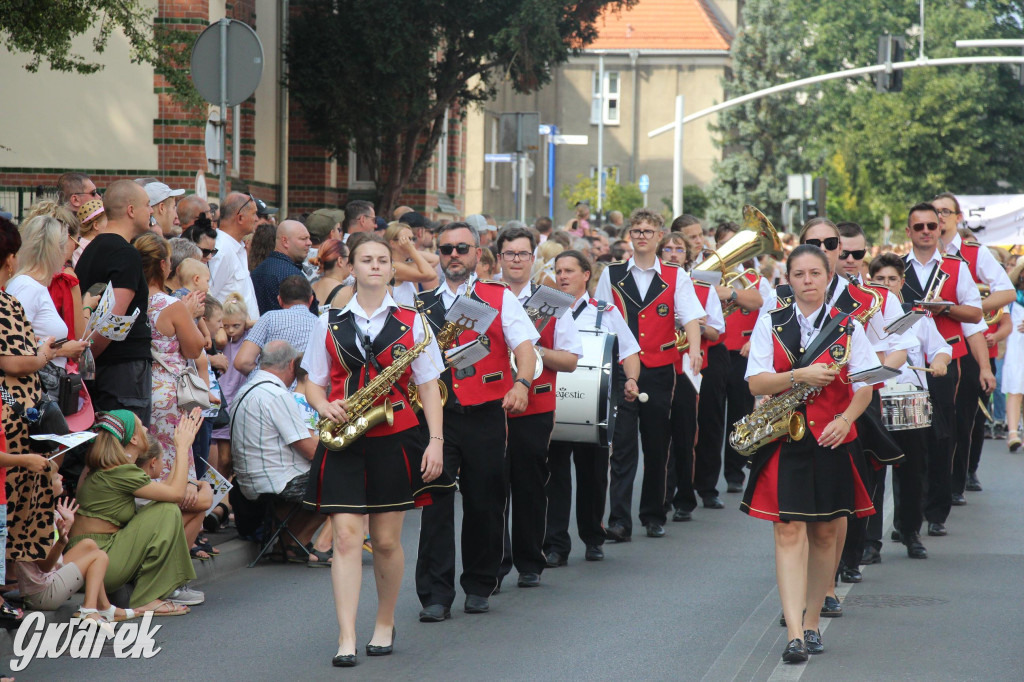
top-left (729, 290), bottom-right (738, 303)
top-left (515, 378), bottom-right (531, 390)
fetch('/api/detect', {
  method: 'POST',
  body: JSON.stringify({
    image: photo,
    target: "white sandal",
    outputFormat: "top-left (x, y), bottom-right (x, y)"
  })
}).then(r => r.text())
top-left (1009, 431), bottom-right (1021, 452)
top-left (76, 608), bottom-right (116, 636)
top-left (99, 605), bottom-right (138, 622)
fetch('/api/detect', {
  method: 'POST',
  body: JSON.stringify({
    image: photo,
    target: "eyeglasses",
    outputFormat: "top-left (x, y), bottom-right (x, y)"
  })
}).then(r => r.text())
top-left (911, 222), bottom-right (939, 232)
top-left (201, 248), bottom-right (218, 258)
top-left (935, 208), bottom-right (956, 217)
top-left (236, 194), bottom-right (255, 216)
top-left (629, 228), bottom-right (657, 239)
top-left (500, 250), bottom-right (534, 262)
top-left (439, 243), bottom-right (473, 256)
top-left (840, 249), bottom-right (866, 260)
top-left (70, 189), bottom-right (100, 199)
top-left (805, 237), bottom-right (840, 251)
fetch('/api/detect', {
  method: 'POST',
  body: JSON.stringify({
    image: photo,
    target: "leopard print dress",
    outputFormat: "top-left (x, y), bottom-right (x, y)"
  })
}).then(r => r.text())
top-left (1, 291), bottom-right (55, 562)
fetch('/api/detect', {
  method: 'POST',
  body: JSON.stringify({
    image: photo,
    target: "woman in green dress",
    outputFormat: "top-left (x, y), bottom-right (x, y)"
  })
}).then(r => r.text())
top-left (68, 408), bottom-right (203, 614)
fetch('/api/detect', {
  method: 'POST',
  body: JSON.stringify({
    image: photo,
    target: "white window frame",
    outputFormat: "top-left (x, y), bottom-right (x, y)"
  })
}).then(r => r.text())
top-left (435, 110), bottom-right (449, 193)
top-left (590, 70), bottom-right (621, 126)
top-left (347, 148), bottom-right (375, 190)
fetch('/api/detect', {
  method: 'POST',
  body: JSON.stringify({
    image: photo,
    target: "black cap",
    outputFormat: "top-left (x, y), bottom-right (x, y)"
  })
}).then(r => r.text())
top-left (374, 217), bottom-right (387, 231)
top-left (254, 197), bottom-right (279, 216)
top-left (398, 211), bottom-right (428, 228)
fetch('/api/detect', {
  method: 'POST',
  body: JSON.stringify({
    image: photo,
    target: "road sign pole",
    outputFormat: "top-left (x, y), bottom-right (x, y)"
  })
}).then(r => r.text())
top-left (519, 153), bottom-right (528, 223)
top-left (597, 53), bottom-right (605, 218)
top-left (548, 125), bottom-right (557, 219)
top-left (673, 94), bottom-right (684, 217)
top-left (219, 18), bottom-right (229, 203)
top-left (643, 191), bottom-right (648, 208)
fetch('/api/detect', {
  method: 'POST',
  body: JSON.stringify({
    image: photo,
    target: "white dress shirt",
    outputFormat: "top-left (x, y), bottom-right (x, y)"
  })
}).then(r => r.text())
top-left (945, 233), bottom-right (1013, 292)
top-left (594, 257), bottom-right (705, 327)
top-left (512, 286), bottom-right (584, 358)
top-left (906, 247), bottom-right (985, 339)
top-left (302, 292), bottom-right (444, 388)
top-left (571, 296), bottom-right (641, 361)
top-left (892, 315), bottom-right (952, 388)
top-left (700, 283), bottom-right (727, 334)
top-left (209, 229), bottom-right (259, 317)
top-left (437, 275), bottom-right (539, 350)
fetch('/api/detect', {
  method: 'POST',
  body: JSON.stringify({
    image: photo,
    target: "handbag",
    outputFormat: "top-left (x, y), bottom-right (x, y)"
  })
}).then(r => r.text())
top-left (40, 362), bottom-right (84, 415)
top-left (0, 381), bottom-right (70, 453)
top-left (153, 353), bottom-right (213, 412)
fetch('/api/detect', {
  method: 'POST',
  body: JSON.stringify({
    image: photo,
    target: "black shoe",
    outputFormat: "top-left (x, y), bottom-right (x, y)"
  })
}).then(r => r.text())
top-left (821, 595), bottom-right (843, 618)
top-left (890, 529), bottom-right (902, 543)
top-left (584, 545), bottom-right (604, 561)
top-left (671, 509), bottom-right (692, 522)
top-left (904, 533), bottom-right (928, 559)
top-left (726, 481), bottom-right (744, 493)
top-left (332, 651), bottom-right (358, 667)
top-left (366, 628), bottom-right (395, 656)
top-left (803, 629), bottom-right (824, 655)
top-left (544, 551), bottom-right (567, 568)
top-left (966, 473), bottom-right (983, 491)
top-left (951, 493), bottom-right (966, 506)
top-left (840, 566), bottom-right (863, 583)
top-left (927, 522), bottom-right (947, 537)
top-left (782, 638), bottom-right (808, 663)
top-left (464, 595), bottom-right (489, 614)
top-left (644, 523), bottom-right (666, 538)
top-left (605, 523), bottom-right (631, 543)
top-left (702, 496), bottom-right (725, 509)
top-left (418, 604), bottom-right (451, 623)
top-left (517, 572), bottom-right (541, 588)
top-left (860, 545), bottom-right (881, 565)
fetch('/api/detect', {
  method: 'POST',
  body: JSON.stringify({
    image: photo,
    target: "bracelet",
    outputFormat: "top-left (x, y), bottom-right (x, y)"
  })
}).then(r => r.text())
top-left (835, 414), bottom-right (851, 426)
top-left (187, 480), bottom-right (199, 488)
top-left (626, 377), bottom-right (638, 383)
top-left (83, 306), bottom-right (93, 314)
top-left (429, 435), bottom-right (444, 442)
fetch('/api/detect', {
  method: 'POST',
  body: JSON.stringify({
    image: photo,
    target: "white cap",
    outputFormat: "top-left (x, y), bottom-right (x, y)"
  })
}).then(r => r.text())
top-left (465, 214), bottom-right (495, 232)
top-left (144, 182), bottom-right (185, 206)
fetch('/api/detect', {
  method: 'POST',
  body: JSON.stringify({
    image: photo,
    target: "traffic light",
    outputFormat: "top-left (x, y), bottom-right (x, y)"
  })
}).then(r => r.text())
top-left (876, 35), bottom-right (905, 93)
top-left (801, 177), bottom-right (827, 223)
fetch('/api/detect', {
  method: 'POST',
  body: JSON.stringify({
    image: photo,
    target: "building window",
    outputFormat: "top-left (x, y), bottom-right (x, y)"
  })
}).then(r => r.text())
top-left (589, 165), bottom-right (620, 184)
top-left (436, 110), bottom-right (449, 193)
top-left (590, 71), bottom-right (621, 126)
top-left (347, 148), bottom-right (375, 189)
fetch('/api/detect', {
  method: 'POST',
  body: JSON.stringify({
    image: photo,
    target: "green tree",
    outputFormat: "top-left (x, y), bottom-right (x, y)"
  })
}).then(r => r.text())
top-left (287, 0), bottom-right (634, 215)
top-left (561, 173), bottom-right (643, 218)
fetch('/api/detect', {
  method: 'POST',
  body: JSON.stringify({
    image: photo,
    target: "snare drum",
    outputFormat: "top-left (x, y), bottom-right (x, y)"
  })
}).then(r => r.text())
top-left (552, 329), bottom-right (616, 445)
top-left (879, 382), bottom-right (932, 431)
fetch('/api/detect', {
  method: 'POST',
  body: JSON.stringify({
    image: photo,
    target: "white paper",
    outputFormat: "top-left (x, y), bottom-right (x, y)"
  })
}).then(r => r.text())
top-left (848, 365), bottom-right (902, 384)
top-left (524, 285), bottom-right (575, 320)
top-left (33, 431), bottom-right (97, 457)
top-left (445, 339), bottom-right (489, 370)
top-left (682, 358), bottom-right (703, 391)
top-left (690, 269), bottom-right (723, 286)
top-left (84, 281), bottom-right (141, 341)
top-left (883, 310), bottom-right (927, 336)
top-left (199, 458), bottom-right (233, 514)
top-left (445, 296), bottom-right (498, 333)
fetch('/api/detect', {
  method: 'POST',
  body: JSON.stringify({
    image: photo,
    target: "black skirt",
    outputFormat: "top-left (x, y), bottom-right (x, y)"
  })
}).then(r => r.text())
top-left (302, 427), bottom-right (454, 515)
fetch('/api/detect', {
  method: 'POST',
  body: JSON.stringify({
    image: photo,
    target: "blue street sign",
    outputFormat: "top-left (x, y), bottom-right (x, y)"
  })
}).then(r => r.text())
top-left (638, 174), bottom-right (650, 193)
top-left (485, 153), bottom-right (515, 163)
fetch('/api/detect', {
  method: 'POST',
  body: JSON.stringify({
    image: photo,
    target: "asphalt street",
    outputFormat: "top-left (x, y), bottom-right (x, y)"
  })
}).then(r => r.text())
top-left (6, 438), bottom-right (1024, 681)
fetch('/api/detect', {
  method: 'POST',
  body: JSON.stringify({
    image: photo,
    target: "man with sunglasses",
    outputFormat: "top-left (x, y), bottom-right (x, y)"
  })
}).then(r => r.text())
top-left (595, 208), bottom-right (705, 541)
top-left (902, 202), bottom-right (987, 539)
top-left (57, 172), bottom-right (99, 211)
top-left (415, 221), bottom-right (539, 621)
top-left (208, 192), bottom-right (260, 320)
top-left (933, 192), bottom-right (1011, 500)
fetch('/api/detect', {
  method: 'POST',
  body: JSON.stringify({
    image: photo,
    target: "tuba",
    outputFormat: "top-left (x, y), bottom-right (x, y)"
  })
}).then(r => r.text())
top-left (511, 306), bottom-right (547, 380)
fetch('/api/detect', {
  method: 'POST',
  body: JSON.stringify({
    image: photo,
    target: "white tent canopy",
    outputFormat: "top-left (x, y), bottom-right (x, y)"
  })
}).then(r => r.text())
top-left (958, 194), bottom-right (1024, 245)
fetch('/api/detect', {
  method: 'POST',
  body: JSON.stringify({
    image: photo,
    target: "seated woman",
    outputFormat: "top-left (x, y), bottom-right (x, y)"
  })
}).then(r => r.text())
top-left (15, 469), bottom-right (135, 625)
top-left (68, 409), bottom-right (204, 614)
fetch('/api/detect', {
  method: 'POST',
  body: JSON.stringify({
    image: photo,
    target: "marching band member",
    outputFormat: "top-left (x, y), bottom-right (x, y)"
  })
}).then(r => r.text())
top-left (595, 208), bottom-right (705, 540)
top-left (933, 193), bottom-right (1012, 498)
top-left (495, 227), bottom-right (583, 588)
top-left (866, 253), bottom-right (951, 560)
top-left (741, 244), bottom-right (876, 663)
top-left (414, 222), bottom-right (539, 621)
top-left (300, 234), bottom-right (450, 667)
top-left (900, 203), bottom-right (987, 538)
top-left (543, 250), bottom-right (641, 565)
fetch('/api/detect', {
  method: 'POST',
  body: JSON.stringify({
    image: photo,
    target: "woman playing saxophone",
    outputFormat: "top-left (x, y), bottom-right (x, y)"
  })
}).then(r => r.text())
top-left (740, 244), bottom-right (877, 664)
top-left (300, 234), bottom-right (452, 667)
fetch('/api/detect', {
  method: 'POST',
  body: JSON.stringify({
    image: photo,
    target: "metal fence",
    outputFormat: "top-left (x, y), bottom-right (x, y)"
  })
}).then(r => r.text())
top-left (0, 186), bottom-right (59, 223)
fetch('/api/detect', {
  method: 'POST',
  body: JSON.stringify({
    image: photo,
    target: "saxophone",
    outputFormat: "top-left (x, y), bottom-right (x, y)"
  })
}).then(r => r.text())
top-left (317, 315), bottom-right (435, 450)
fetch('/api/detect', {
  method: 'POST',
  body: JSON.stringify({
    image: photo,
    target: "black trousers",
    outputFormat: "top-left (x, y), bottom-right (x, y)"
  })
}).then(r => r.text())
top-left (841, 441), bottom-right (874, 569)
top-left (724, 350), bottom-right (754, 488)
top-left (608, 363), bottom-right (675, 532)
top-left (694, 344), bottom-right (730, 498)
top-left (952, 353), bottom-right (982, 495)
top-left (924, 359), bottom-right (960, 525)
top-left (965, 356), bottom-right (995, 484)
top-left (499, 411), bottom-right (554, 577)
top-left (544, 441), bottom-right (608, 556)
top-left (867, 424), bottom-right (927, 547)
top-left (416, 402), bottom-right (508, 606)
top-left (665, 373), bottom-right (698, 513)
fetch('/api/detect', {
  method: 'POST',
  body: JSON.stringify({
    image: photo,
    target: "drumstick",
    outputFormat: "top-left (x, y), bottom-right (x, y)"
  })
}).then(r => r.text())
top-left (907, 366), bottom-right (934, 373)
top-left (638, 392), bottom-right (649, 403)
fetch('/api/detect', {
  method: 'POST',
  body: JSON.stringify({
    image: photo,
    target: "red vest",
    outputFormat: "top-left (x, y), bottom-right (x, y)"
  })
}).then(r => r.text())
top-left (512, 311), bottom-right (558, 418)
top-left (932, 257), bottom-right (968, 359)
top-left (770, 309), bottom-right (859, 444)
top-left (722, 271), bottom-right (762, 352)
top-left (958, 241), bottom-right (981, 282)
top-left (610, 261), bottom-right (682, 368)
top-left (676, 280), bottom-right (715, 373)
top-left (448, 281), bottom-right (514, 405)
top-left (325, 306), bottom-right (419, 438)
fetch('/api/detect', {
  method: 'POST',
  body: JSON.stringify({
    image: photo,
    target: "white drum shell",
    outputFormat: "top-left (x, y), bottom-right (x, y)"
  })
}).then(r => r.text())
top-left (552, 329), bottom-right (616, 445)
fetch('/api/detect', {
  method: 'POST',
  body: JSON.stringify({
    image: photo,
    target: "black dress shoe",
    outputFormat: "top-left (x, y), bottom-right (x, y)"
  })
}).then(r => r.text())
top-left (332, 651), bottom-right (357, 667)
top-left (904, 533), bottom-right (928, 559)
top-left (644, 523), bottom-right (666, 538)
top-left (927, 522), bottom-right (947, 537)
top-left (726, 481), bottom-right (744, 493)
top-left (860, 546), bottom-right (881, 565)
top-left (366, 628), bottom-right (395, 656)
top-left (605, 523), bottom-right (631, 543)
top-left (517, 572), bottom-right (541, 588)
top-left (671, 509), bottom-right (692, 522)
top-left (891, 529), bottom-right (902, 543)
top-left (544, 551), bottom-right (567, 568)
top-left (803, 629), bottom-right (824, 655)
top-left (966, 472), bottom-right (983, 491)
top-left (418, 604), bottom-right (451, 623)
top-left (840, 566), bottom-right (863, 583)
top-left (702, 496), bottom-right (725, 509)
top-left (951, 493), bottom-right (966, 506)
top-left (782, 638), bottom-right (808, 663)
top-left (464, 594), bottom-right (489, 614)
top-left (584, 545), bottom-right (604, 561)
top-left (821, 595), bottom-right (843, 617)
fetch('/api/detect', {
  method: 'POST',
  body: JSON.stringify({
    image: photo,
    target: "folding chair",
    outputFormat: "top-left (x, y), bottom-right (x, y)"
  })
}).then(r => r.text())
top-left (247, 494), bottom-right (310, 568)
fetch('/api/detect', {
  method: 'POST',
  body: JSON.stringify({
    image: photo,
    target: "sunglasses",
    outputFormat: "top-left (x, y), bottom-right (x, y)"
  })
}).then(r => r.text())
top-left (840, 249), bottom-right (866, 260)
top-left (201, 248), bottom-right (218, 258)
top-left (805, 237), bottom-right (840, 251)
top-left (439, 243), bottom-right (473, 256)
top-left (71, 189), bottom-right (101, 198)
top-left (236, 194), bottom-right (255, 216)
top-left (911, 222), bottom-right (939, 232)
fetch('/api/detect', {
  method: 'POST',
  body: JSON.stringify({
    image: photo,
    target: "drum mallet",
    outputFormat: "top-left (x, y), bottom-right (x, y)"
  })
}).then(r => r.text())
top-left (638, 392), bottom-right (649, 403)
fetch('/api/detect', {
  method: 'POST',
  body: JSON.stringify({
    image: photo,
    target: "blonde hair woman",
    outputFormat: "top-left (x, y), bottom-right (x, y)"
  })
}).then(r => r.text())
top-left (22, 201), bottom-right (89, 339)
top-left (532, 239), bottom-right (563, 287)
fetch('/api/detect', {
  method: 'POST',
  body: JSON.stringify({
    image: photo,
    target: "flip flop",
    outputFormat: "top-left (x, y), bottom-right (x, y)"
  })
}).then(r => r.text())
top-left (190, 546), bottom-right (212, 561)
top-left (149, 601), bottom-right (190, 617)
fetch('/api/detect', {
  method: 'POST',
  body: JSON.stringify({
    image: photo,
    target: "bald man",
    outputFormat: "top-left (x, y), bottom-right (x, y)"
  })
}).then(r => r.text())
top-left (75, 180), bottom-right (155, 423)
top-left (177, 194), bottom-right (211, 232)
top-left (208, 192), bottom-right (260, 318)
top-left (393, 205), bottom-right (414, 220)
top-left (250, 219), bottom-right (319, 314)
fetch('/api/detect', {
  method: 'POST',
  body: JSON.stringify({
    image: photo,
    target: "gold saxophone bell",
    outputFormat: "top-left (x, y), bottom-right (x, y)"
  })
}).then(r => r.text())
top-left (788, 412), bottom-right (806, 442)
top-left (317, 400), bottom-right (394, 451)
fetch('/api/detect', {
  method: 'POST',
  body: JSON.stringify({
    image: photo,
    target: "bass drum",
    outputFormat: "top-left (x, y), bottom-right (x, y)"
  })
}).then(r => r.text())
top-left (552, 329), bottom-right (616, 445)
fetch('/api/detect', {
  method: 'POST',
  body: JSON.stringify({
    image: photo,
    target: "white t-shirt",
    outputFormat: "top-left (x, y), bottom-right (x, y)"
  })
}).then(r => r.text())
top-left (7, 274), bottom-right (69, 369)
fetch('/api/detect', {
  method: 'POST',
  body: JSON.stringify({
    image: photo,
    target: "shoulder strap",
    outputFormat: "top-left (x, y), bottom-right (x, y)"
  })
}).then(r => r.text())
top-left (326, 283), bottom-right (346, 307)
top-left (595, 300), bottom-right (608, 329)
top-left (228, 380), bottom-right (278, 443)
top-left (798, 313), bottom-right (849, 369)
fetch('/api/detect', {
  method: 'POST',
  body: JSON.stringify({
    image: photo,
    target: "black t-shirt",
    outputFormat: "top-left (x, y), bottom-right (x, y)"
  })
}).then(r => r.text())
top-left (75, 233), bottom-right (152, 365)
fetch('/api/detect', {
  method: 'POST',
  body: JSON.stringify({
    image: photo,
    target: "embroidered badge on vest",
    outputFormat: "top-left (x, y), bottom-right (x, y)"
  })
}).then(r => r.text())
top-left (657, 303), bottom-right (669, 317)
top-left (478, 334), bottom-right (491, 350)
top-left (393, 343), bottom-right (407, 358)
top-left (829, 343), bottom-right (846, 362)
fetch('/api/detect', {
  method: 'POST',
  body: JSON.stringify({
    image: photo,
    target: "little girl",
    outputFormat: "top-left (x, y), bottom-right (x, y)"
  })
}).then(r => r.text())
top-left (193, 296), bottom-right (223, 480)
top-left (210, 293), bottom-right (249, 478)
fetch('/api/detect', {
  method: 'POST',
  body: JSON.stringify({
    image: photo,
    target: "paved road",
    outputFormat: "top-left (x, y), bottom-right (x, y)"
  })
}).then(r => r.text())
top-left (8, 439), bottom-right (1024, 681)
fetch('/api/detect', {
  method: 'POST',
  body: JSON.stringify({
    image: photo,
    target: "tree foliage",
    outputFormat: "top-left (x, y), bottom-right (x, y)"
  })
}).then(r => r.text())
top-left (286, 0), bottom-right (634, 214)
top-left (561, 173), bottom-right (643, 218)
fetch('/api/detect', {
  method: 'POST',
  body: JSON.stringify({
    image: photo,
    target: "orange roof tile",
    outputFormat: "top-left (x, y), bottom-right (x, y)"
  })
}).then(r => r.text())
top-left (587, 0), bottom-right (733, 52)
